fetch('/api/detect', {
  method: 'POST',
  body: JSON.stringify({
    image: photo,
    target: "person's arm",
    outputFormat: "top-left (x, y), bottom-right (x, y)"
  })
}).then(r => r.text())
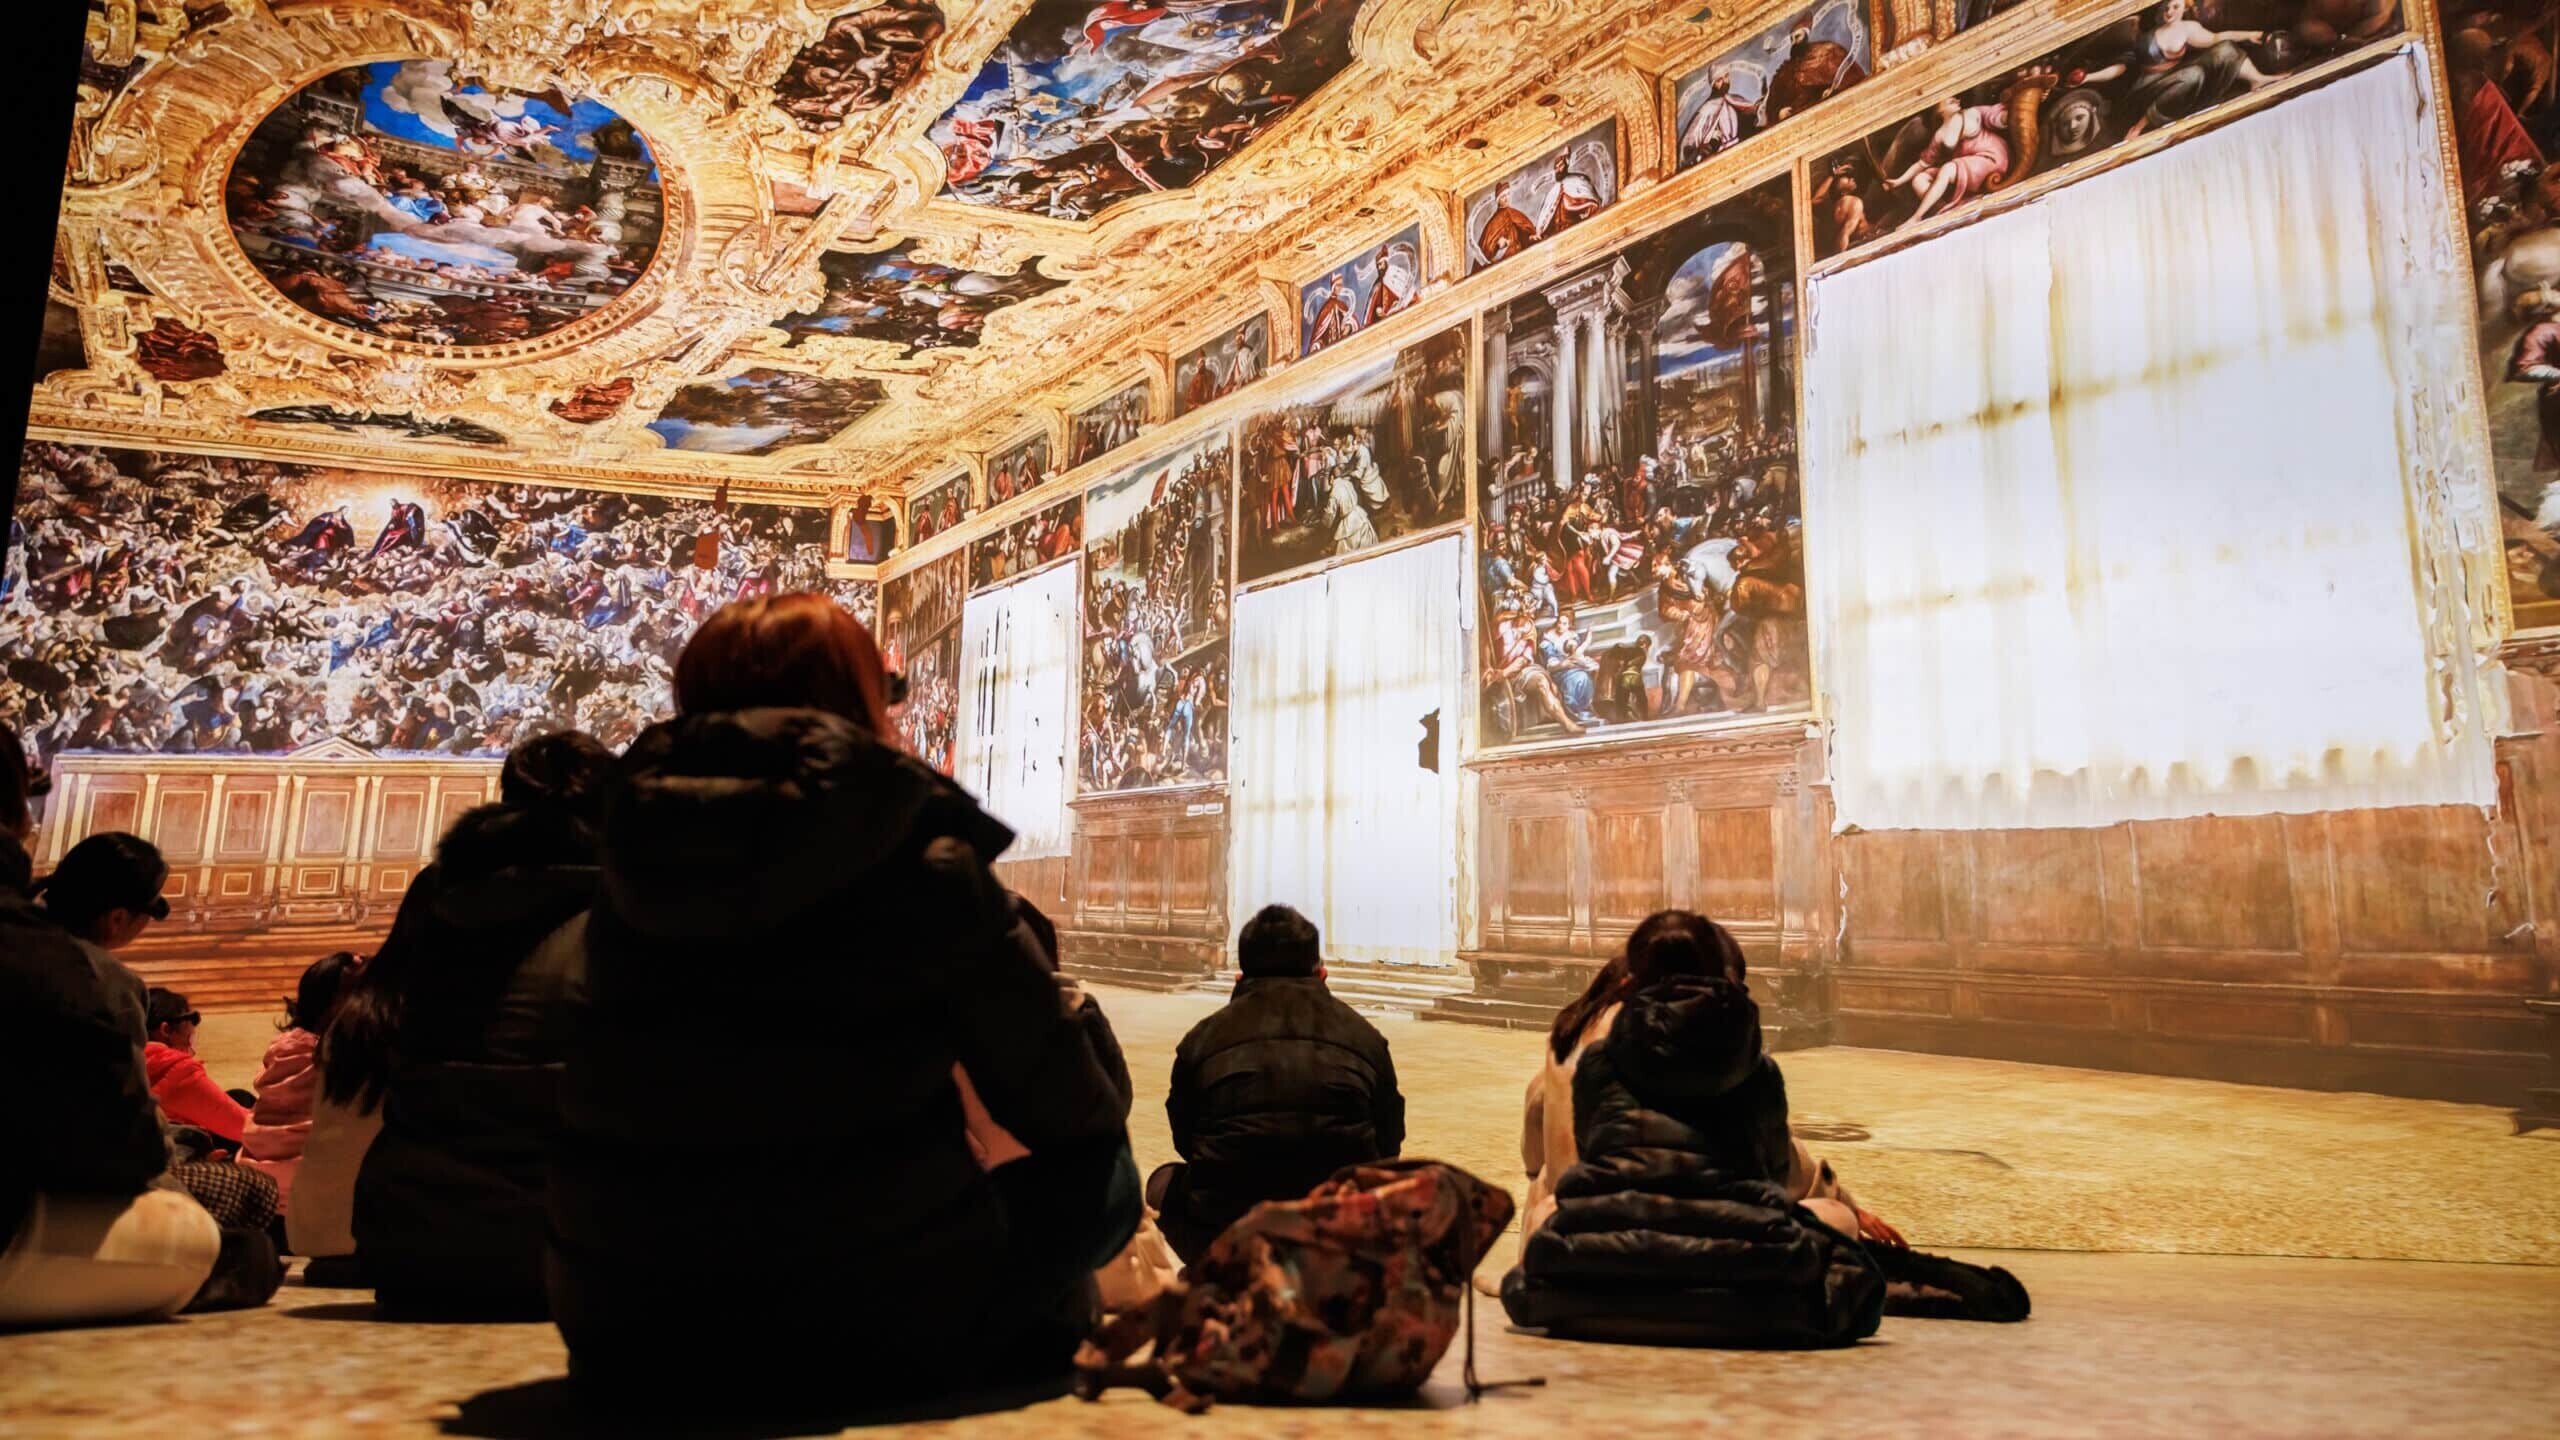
top-left (1519, 1067), bottom-right (1545, 1181)
top-left (929, 838), bottom-right (1126, 1148)
top-left (1370, 1035), bottom-right (1406, 1159)
top-left (17, 1001), bottom-right (167, 1195)
top-left (1166, 1040), bottom-right (1200, 1163)
top-left (155, 1052), bottom-right (250, 1148)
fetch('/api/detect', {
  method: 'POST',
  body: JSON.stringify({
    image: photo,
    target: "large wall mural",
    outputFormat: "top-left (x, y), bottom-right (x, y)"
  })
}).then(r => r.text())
top-left (1465, 122), bottom-right (1618, 274)
top-left (1475, 174), bottom-right (1806, 746)
top-left (1236, 324), bottom-right (1466, 585)
top-left (1810, 0), bottom-right (2403, 260)
top-left (1070, 380), bottom-right (1151, 469)
top-left (1175, 314), bottom-right (1269, 416)
top-left (881, 549), bottom-right (965, 773)
top-left (2448, 0), bottom-right (2560, 627)
top-left (774, 2), bottom-right (947, 133)
top-left (926, 0), bottom-right (1364, 221)
top-left (647, 368), bottom-right (885, 455)
top-left (1080, 435), bottom-right (1232, 794)
top-left (1675, 1), bottom-right (1872, 168)
top-left (1, 442), bottom-right (842, 762)
top-left (776, 243), bottom-right (1064, 355)
top-left (224, 59), bottom-right (664, 347)
top-left (971, 491), bottom-right (1084, 591)
top-left (1299, 225), bottom-right (1423, 357)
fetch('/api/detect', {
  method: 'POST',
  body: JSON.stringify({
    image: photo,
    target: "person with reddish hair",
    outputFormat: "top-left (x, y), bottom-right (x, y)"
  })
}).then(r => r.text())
top-left (549, 591), bottom-right (1139, 1417)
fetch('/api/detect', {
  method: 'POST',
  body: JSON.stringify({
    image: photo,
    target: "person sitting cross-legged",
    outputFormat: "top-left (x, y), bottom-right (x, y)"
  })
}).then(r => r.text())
top-left (1151, 904), bottom-right (1406, 1264)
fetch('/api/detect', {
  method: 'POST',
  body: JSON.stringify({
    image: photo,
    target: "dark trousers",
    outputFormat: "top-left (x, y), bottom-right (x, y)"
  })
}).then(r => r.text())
top-left (976, 1134), bottom-right (1143, 1372)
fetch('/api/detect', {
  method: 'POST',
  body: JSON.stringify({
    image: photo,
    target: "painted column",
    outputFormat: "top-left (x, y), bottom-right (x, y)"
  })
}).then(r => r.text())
top-left (1550, 313), bottom-right (1579, 497)
top-left (1483, 311), bottom-right (1510, 467)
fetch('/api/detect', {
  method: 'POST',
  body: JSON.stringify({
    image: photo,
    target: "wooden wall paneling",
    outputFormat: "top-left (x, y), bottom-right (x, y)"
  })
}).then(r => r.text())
top-left (1060, 787), bottom-right (1229, 990)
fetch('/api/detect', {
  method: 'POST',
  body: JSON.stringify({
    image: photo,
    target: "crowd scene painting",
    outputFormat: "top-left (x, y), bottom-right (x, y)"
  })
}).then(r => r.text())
top-left (1675, 2), bottom-right (1872, 168)
top-left (1176, 314), bottom-right (1268, 416)
top-left (1465, 123), bottom-right (1619, 274)
top-left (1476, 177), bottom-right (1810, 746)
top-left (987, 433), bottom-right (1056, 506)
top-left (773, 1), bottom-right (947, 132)
top-left (926, 0), bottom-right (1363, 220)
top-left (1070, 381), bottom-right (1150, 468)
top-left (881, 550), bottom-right (964, 773)
top-left (646, 368), bottom-right (883, 455)
top-left (1810, 0), bottom-right (2403, 259)
top-left (0, 443), bottom-right (857, 764)
top-left (776, 243), bottom-right (1064, 356)
top-left (223, 59), bottom-right (664, 347)
top-left (1236, 325), bottom-right (1467, 584)
top-left (1080, 436), bottom-right (1232, 794)
top-left (909, 471), bottom-right (975, 544)
top-left (971, 493), bottom-right (1084, 591)
top-left (2447, 0), bottom-right (2560, 625)
top-left (1298, 226), bottom-right (1423, 357)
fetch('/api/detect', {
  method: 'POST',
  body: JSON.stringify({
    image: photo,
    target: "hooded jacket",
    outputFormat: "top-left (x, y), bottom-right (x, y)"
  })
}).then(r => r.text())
top-left (545, 709), bottom-right (1131, 1393)
top-left (350, 798), bottom-right (601, 1314)
top-left (0, 833), bottom-right (168, 1240)
top-left (1500, 975), bottom-right (1886, 1348)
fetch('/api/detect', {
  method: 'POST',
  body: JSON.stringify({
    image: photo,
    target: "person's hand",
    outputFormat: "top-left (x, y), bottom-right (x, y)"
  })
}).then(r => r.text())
top-left (1856, 1206), bottom-right (1908, 1248)
top-left (1056, 973), bottom-right (1088, 1016)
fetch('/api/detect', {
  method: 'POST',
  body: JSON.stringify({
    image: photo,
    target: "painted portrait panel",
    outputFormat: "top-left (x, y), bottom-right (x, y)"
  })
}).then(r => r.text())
top-left (1299, 224), bottom-right (1424, 358)
top-left (36, 297), bottom-right (86, 381)
top-left (881, 550), bottom-right (966, 772)
top-left (775, 2), bottom-right (946, 132)
top-left (1465, 123), bottom-right (1619, 275)
top-left (1237, 324), bottom-right (1467, 585)
top-left (986, 432), bottom-right (1055, 507)
top-left (648, 368), bottom-right (883, 455)
top-left (2449, 0), bottom-right (2560, 627)
top-left (1, 442), bottom-right (838, 762)
top-left (927, 0), bottom-right (1363, 221)
top-left (223, 59), bottom-right (664, 347)
top-left (1675, 1), bottom-right (1872, 169)
top-left (1810, 0), bottom-right (2403, 261)
top-left (971, 492), bottom-right (1084, 592)
top-left (844, 506), bottom-right (900, 564)
top-left (909, 470), bottom-right (976, 545)
top-left (1071, 380), bottom-right (1151, 469)
top-left (777, 243), bottom-right (1063, 357)
top-left (1175, 313), bottom-right (1269, 417)
top-left (246, 405), bottom-right (502, 447)
top-left (1080, 436), bottom-right (1232, 793)
top-left (1476, 175), bottom-right (1807, 748)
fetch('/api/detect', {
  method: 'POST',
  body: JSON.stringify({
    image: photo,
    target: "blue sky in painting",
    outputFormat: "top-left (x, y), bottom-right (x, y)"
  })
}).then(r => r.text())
top-left (1656, 240), bottom-right (1780, 380)
top-left (356, 60), bottom-right (657, 179)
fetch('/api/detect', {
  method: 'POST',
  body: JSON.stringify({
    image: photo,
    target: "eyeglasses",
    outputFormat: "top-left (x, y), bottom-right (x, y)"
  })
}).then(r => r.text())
top-left (172, 1011), bottom-right (200, 1027)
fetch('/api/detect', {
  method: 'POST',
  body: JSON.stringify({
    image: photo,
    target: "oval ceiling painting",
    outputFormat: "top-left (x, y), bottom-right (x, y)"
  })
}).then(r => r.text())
top-left (225, 60), bottom-right (665, 348)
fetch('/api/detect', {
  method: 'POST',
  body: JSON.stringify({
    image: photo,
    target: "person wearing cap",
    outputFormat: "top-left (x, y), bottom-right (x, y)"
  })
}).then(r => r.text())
top-left (0, 723), bottom-right (222, 1328)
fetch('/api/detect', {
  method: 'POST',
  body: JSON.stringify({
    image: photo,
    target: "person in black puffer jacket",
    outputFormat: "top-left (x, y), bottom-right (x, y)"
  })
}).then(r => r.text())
top-left (1154, 903), bottom-right (1404, 1262)
top-left (548, 593), bottom-right (1138, 1417)
top-left (1502, 909), bottom-right (2029, 1347)
top-left (325, 730), bottom-right (612, 1317)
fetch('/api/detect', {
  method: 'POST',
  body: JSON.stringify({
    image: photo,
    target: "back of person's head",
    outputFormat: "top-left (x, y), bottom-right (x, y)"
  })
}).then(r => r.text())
top-left (1549, 909), bottom-right (1747, 1059)
top-left (284, 950), bottom-right (361, 1034)
top-left (0, 720), bottom-right (35, 843)
top-left (35, 831), bottom-right (170, 946)
top-left (499, 730), bottom-right (614, 822)
top-left (1237, 904), bottom-right (1323, 979)
top-left (145, 985), bottom-right (199, 1048)
top-left (673, 591), bottom-right (893, 738)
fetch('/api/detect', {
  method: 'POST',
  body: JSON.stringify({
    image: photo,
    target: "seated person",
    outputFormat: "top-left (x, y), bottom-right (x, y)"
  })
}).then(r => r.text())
top-left (0, 727), bottom-right (219, 1328)
top-left (1501, 910), bottom-right (2023, 1346)
top-left (239, 951), bottom-right (361, 1218)
top-left (322, 731), bottom-right (612, 1317)
top-left (549, 593), bottom-right (1138, 1416)
top-left (1152, 904), bottom-right (1405, 1263)
top-left (141, 986), bottom-right (249, 1150)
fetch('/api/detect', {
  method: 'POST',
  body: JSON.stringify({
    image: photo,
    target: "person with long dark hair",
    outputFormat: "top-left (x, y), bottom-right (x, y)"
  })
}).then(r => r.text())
top-left (317, 728), bottom-right (613, 1316)
top-left (1501, 909), bottom-right (2026, 1346)
top-left (238, 951), bottom-right (361, 1219)
top-left (549, 590), bottom-right (1138, 1416)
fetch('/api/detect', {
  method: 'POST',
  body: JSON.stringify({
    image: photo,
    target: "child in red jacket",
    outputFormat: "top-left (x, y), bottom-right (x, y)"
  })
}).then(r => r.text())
top-left (144, 987), bottom-right (249, 1150)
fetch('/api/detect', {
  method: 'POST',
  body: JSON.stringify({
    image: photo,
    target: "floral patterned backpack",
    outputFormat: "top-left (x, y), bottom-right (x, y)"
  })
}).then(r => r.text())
top-left (1073, 1160), bottom-right (1535, 1413)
